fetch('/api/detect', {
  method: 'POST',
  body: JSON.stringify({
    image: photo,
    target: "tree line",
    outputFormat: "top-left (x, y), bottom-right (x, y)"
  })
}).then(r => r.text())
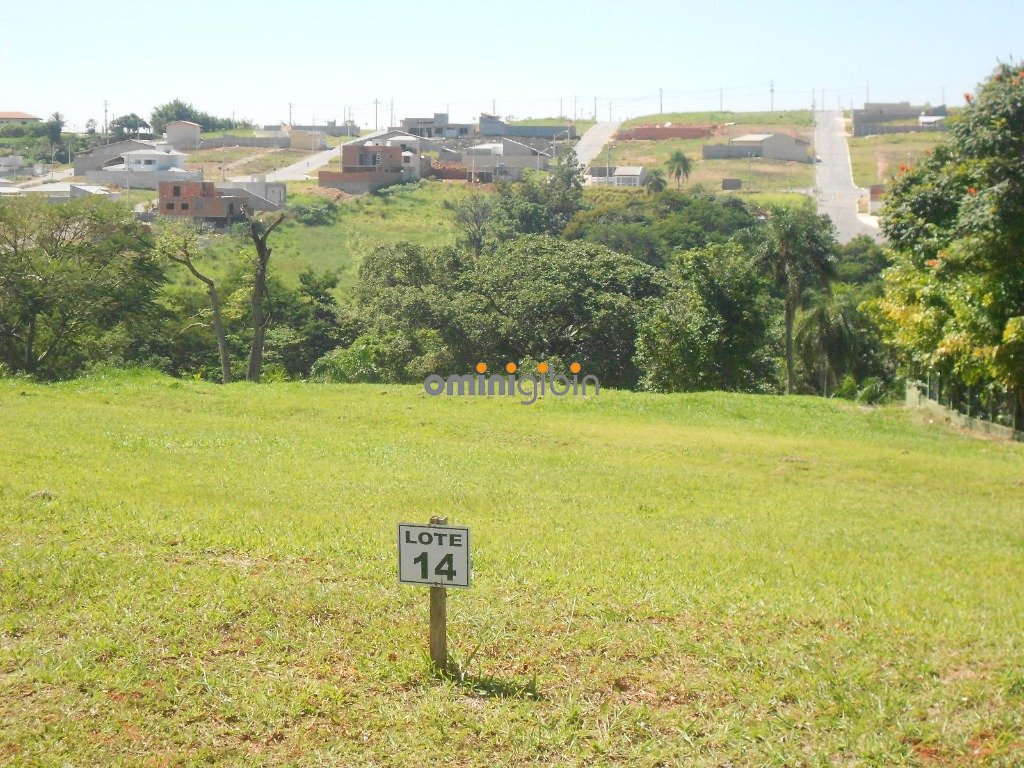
top-left (4, 63), bottom-right (1018, 411)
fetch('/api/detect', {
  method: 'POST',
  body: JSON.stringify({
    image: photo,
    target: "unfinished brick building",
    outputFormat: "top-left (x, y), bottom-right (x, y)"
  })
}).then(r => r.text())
top-left (158, 182), bottom-right (247, 226)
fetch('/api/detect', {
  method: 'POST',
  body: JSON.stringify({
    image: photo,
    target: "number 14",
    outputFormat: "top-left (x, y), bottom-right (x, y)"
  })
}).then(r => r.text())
top-left (413, 551), bottom-right (456, 581)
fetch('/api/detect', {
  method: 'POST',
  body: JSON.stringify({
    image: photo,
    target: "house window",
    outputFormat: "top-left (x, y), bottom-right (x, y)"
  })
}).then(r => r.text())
top-left (172, 185), bottom-right (181, 196)
top-left (181, 203), bottom-right (189, 211)
top-left (144, 159), bottom-right (154, 166)
top-left (165, 202), bottom-right (174, 210)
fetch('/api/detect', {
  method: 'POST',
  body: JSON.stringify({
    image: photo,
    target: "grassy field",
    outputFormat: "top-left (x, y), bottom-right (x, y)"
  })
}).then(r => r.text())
top-left (1, 371), bottom-right (1022, 766)
top-left (848, 131), bottom-right (948, 188)
top-left (185, 147), bottom-right (275, 178)
top-left (622, 110), bottom-right (814, 129)
top-left (511, 117), bottom-right (597, 133)
top-left (231, 150), bottom-right (315, 177)
top-left (199, 180), bottom-right (471, 290)
top-left (609, 111), bottom-right (814, 194)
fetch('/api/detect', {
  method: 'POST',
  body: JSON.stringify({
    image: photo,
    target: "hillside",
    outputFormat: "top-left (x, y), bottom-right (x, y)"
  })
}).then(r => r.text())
top-left (609, 110), bottom-right (815, 199)
top-left (2, 372), bottom-right (1022, 765)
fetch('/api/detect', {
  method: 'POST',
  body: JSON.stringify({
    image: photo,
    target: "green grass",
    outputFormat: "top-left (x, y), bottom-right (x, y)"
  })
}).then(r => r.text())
top-left (622, 110), bottom-right (814, 129)
top-left (1, 371), bottom-right (1023, 765)
top-left (848, 132), bottom-right (948, 188)
top-left (231, 150), bottom-right (315, 176)
top-left (608, 137), bottom-right (813, 193)
top-left (198, 180), bottom-right (472, 291)
top-left (608, 111), bottom-right (814, 194)
top-left (511, 117), bottom-right (597, 133)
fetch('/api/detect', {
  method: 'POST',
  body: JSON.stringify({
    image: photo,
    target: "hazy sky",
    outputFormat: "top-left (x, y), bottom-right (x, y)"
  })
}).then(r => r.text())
top-left (2, 0), bottom-right (1019, 131)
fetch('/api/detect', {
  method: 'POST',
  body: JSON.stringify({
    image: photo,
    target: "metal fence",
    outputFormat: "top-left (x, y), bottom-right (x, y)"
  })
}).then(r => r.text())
top-left (906, 375), bottom-right (1022, 441)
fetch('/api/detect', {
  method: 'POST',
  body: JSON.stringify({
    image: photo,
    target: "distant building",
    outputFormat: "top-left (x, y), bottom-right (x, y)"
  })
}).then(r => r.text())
top-left (158, 181), bottom-right (247, 225)
top-left (852, 102), bottom-right (948, 137)
top-left (275, 121), bottom-right (359, 137)
top-left (478, 114), bottom-right (576, 140)
top-left (289, 129), bottom-right (328, 151)
top-left (464, 139), bottom-right (550, 182)
top-left (74, 140), bottom-right (155, 175)
top-left (584, 165), bottom-right (648, 187)
top-left (318, 132), bottom-right (431, 194)
top-left (214, 177), bottom-right (287, 212)
top-left (702, 133), bottom-right (811, 163)
top-left (165, 120), bottom-right (202, 150)
top-left (20, 182), bottom-right (119, 203)
top-left (399, 113), bottom-right (472, 139)
top-left (84, 143), bottom-right (202, 189)
top-left (0, 111), bottom-right (41, 125)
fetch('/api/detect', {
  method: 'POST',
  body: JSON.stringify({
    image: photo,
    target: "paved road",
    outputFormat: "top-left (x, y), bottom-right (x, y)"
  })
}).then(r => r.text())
top-left (19, 168), bottom-right (75, 186)
top-left (574, 121), bottom-right (621, 167)
top-left (813, 110), bottom-right (881, 243)
top-left (229, 132), bottom-right (376, 183)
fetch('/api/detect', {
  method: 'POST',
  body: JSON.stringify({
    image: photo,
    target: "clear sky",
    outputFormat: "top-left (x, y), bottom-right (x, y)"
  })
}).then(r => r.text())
top-left (1, 0), bottom-right (1019, 131)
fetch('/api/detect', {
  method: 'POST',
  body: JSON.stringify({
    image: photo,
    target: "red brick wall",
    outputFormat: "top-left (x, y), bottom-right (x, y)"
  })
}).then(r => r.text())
top-left (616, 125), bottom-right (714, 141)
top-left (428, 162), bottom-right (467, 180)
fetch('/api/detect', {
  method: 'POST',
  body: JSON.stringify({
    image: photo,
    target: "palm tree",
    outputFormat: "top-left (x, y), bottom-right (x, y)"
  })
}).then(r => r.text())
top-left (756, 204), bottom-right (838, 393)
top-left (665, 150), bottom-right (693, 189)
top-left (643, 168), bottom-right (667, 193)
top-left (795, 292), bottom-right (858, 396)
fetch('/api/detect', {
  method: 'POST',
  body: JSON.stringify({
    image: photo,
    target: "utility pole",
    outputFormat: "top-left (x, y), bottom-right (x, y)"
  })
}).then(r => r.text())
top-left (288, 102), bottom-right (293, 126)
top-left (390, 99), bottom-right (394, 128)
top-left (770, 80), bottom-right (774, 113)
top-left (719, 87), bottom-right (723, 112)
top-left (559, 98), bottom-right (563, 118)
top-left (941, 85), bottom-right (946, 105)
top-left (811, 90), bottom-right (816, 112)
top-left (492, 98), bottom-right (496, 114)
top-left (374, 99), bottom-right (379, 131)
top-left (659, 87), bottom-right (663, 114)
top-left (103, 99), bottom-right (108, 136)
top-left (593, 96), bottom-right (597, 120)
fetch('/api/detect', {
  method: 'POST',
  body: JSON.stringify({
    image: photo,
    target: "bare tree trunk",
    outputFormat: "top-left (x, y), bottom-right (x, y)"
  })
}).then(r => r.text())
top-left (207, 283), bottom-right (231, 384)
top-left (24, 311), bottom-right (36, 373)
top-left (177, 259), bottom-right (231, 384)
top-left (245, 213), bottom-right (286, 383)
top-left (1014, 386), bottom-right (1023, 433)
top-left (247, 245), bottom-right (269, 383)
top-left (784, 288), bottom-right (797, 395)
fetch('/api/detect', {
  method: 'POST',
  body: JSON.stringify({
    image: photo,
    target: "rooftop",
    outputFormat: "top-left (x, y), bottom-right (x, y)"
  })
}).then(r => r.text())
top-left (0, 111), bottom-right (40, 120)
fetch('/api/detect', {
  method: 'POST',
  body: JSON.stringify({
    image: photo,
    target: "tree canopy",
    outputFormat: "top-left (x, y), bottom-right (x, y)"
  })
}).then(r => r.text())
top-left (873, 62), bottom-right (1024, 420)
top-left (150, 99), bottom-right (253, 135)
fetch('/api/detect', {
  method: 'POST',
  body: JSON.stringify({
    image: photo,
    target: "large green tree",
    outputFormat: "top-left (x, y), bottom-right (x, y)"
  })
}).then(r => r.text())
top-left (635, 242), bottom-right (777, 392)
top-left (755, 202), bottom-right (838, 393)
top-left (873, 62), bottom-right (1024, 425)
top-left (0, 197), bottom-right (162, 378)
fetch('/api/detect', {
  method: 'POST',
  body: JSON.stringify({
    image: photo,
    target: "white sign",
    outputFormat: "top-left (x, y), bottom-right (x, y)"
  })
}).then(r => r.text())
top-left (397, 523), bottom-right (471, 588)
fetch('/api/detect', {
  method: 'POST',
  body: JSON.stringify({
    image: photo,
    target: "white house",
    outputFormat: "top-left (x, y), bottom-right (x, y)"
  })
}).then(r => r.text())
top-left (464, 139), bottom-right (550, 182)
top-left (85, 144), bottom-right (201, 189)
top-left (123, 145), bottom-right (188, 172)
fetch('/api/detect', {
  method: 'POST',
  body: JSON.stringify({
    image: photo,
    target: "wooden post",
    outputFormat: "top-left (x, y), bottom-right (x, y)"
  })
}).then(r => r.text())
top-left (428, 515), bottom-right (448, 673)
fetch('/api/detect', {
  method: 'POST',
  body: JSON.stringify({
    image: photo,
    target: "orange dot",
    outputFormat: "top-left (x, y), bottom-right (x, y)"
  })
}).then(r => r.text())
top-left (537, 362), bottom-right (549, 374)
top-left (505, 362), bottom-right (518, 374)
top-left (475, 362), bottom-right (487, 374)
top-left (569, 362), bottom-right (582, 374)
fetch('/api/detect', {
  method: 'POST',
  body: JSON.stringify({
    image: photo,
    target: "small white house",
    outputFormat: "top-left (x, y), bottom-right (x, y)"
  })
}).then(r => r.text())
top-left (165, 120), bottom-right (201, 150)
top-left (122, 145), bottom-right (188, 172)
